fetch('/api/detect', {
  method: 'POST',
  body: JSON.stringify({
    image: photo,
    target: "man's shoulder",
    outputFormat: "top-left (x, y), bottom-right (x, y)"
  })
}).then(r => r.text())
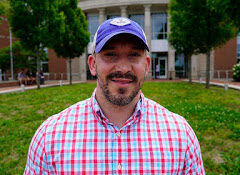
top-left (143, 97), bottom-right (188, 127)
top-left (39, 98), bottom-right (92, 132)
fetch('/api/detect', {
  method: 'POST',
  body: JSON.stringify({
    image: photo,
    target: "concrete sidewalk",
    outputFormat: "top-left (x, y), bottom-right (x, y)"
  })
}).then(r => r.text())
top-left (0, 80), bottom-right (84, 94)
top-left (0, 79), bottom-right (239, 95)
top-left (185, 79), bottom-right (240, 91)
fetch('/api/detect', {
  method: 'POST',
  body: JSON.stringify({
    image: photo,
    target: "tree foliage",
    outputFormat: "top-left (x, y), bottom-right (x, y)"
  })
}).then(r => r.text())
top-left (195, 0), bottom-right (236, 88)
top-left (169, 0), bottom-right (203, 83)
top-left (0, 41), bottom-right (47, 73)
top-left (225, 0), bottom-right (240, 31)
top-left (0, 0), bottom-right (8, 22)
top-left (9, 0), bottom-right (64, 88)
top-left (0, 2), bottom-right (4, 17)
top-left (9, 0), bottom-right (63, 51)
top-left (195, 0), bottom-right (236, 53)
top-left (169, 0), bottom-right (236, 88)
top-left (51, 0), bottom-right (89, 85)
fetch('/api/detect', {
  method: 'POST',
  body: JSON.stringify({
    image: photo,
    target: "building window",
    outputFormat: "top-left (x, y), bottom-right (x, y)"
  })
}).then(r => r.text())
top-left (87, 14), bottom-right (99, 42)
top-left (129, 14), bottom-right (144, 30)
top-left (237, 33), bottom-right (240, 63)
top-left (151, 13), bottom-right (168, 40)
top-left (41, 61), bottom-right (49, 73)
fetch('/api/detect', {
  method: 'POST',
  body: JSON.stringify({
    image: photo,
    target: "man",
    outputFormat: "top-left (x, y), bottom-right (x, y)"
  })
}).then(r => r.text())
top-left (17, 69), bottom-right (25, 85)
top-left (25, 17), bottom-right (205, 174)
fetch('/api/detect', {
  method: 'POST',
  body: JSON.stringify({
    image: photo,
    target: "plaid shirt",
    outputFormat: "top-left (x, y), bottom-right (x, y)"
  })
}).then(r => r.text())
top-left (25, 90), bottom-right (205, 174)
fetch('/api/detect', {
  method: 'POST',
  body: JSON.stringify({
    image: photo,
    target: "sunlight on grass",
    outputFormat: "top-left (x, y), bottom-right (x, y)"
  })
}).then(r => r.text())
top-left (0, 82), bottom-right (239, 174)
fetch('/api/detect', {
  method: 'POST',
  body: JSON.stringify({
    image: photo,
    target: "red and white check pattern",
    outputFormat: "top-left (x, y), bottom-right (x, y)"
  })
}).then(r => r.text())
top-left (24, 90), bottom-right (205, 174)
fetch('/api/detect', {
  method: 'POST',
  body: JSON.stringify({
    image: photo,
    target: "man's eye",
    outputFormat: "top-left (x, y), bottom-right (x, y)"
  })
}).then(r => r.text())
top-left (129, 53), bottom-right (140, 57)
top-left (102, 52), bottom-right (118, 62)
top-left (105, 52), bottom-right (117, 57)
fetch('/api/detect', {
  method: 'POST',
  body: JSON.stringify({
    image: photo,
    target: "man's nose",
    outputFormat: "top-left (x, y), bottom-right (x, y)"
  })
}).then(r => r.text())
top-left (115, 56), bottom-right (132, 73)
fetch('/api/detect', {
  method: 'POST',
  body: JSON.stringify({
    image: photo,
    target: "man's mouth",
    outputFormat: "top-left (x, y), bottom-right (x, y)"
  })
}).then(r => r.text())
top-left (111, 78), bottom-right (133, 84)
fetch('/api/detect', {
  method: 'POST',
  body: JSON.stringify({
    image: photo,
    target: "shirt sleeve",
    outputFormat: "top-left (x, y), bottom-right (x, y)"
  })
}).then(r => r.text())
top-left (183, 122), bottom-right (205, 175)
top-left (24, 121), bottom-right (49, 174)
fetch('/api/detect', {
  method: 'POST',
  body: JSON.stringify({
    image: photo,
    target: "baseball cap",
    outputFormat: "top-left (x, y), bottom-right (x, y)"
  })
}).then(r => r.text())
top-left (92, 17), bottom-right (149, 53)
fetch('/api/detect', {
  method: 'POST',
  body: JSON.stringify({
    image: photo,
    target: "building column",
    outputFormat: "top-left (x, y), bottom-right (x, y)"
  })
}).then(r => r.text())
top-left (168, 48), bottom-right (175, 79)
top-left (144, 4), bottom-right (152, 79)
top-left (98, 8), bottom-right (105, 24)
top-left (120, 6), bottom-right (128, 18)
top-left (167, 15), bottom-right (176, 79)
top-left (144, 5), bottom-right (151, 51)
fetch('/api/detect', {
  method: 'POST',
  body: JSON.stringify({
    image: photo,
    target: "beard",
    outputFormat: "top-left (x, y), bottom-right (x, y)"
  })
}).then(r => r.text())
top-left (96, 68), bottom-right (144, 106)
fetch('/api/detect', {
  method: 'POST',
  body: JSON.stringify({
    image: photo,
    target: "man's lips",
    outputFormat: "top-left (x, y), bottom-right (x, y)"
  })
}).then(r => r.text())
top-left (111, 78), bottom-right (133, 84)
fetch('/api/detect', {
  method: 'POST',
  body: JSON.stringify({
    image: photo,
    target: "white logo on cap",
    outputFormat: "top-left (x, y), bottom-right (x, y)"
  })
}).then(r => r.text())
top-left (110, 18), bottom-right (131, 26)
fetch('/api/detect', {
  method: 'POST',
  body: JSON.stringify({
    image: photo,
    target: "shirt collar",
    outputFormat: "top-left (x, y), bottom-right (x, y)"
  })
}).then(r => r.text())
top-left (90, 88), bottom-right (145, 128)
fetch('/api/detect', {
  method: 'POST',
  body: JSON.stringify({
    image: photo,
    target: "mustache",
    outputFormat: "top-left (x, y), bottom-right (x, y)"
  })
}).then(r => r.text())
top-left (107, 71), bottom-right (137, 82)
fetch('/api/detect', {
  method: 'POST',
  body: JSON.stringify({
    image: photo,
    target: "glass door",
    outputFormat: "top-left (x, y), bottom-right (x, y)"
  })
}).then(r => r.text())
top-left (152, 53), bottom-right (168, 79)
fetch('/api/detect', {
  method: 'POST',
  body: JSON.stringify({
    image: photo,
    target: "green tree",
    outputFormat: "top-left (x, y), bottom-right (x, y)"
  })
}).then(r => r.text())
top-left (169, 0), bottom-right (202, 83)
top-left (0, 0), bottom-right (8, 18)
top-left (9, 0), bottom-right (64, 89)
top-left (169, 0), bottom-right (236, 88)
top-left (225, 0), bottom-right (240, 31)
top-left (196, 0), bottom-right (236, 88)
top-left (0, 2), bottom-right (4, 18)
top-left (0, 41), bottom-right (47, 73)
top-left (51, 0), bottom-right (89, 85)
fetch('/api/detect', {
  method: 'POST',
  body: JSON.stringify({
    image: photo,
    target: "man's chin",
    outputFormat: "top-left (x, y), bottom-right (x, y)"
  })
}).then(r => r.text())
top-left (106, 94), bottom-right (134, 106)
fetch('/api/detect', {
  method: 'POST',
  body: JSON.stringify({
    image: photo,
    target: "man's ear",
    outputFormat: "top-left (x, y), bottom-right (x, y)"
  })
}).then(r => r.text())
top-left (88, 55), bottom-right (96, 76)
top-left (145, 55), bottom-right (151, 77)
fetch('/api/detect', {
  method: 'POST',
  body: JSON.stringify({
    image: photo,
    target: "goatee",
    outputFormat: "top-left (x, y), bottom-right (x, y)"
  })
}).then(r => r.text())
top-left (97, 71), bottom-right (142, 106)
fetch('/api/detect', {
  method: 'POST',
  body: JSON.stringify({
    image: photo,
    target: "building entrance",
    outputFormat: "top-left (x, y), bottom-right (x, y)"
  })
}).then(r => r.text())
top-left (152, 55), bottom-right (167, 79)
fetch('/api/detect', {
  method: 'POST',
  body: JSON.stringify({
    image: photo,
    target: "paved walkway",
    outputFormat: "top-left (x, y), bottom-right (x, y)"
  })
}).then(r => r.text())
top-left (190, 79), bottom-right (240, 90)
top-left (0, 79), bottom-right (239, 94)
top-left (0, 80), bottom-right (84, 94)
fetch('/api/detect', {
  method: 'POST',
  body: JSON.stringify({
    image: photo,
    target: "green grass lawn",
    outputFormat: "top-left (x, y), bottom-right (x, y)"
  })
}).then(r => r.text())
top-left (0, 82), bottom-right (239, 174)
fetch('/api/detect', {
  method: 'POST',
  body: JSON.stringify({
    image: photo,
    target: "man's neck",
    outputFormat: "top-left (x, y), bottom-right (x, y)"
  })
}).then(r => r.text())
top-left (95, 88), bottom-right (140, 129)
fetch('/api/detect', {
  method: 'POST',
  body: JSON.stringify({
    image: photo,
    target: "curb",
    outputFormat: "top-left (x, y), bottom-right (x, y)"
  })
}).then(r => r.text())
top-left (183, 80), bottom-right (240, 91)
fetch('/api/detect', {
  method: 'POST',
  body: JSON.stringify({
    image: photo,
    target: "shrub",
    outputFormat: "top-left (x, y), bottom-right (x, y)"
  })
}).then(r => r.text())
top-left (233, 63), bottom-right (240, 82)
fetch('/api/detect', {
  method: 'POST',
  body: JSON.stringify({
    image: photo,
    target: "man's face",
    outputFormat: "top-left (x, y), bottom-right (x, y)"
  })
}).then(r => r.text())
top-left (88, 34), bottom-right (150, 106)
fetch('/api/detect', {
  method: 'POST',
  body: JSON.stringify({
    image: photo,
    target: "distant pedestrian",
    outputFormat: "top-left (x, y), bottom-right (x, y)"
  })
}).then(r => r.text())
top-left (40, 71), bottom-right (44, 84)
top-left (156, 63), bottom-right (160, 78)
top-left (17, 70), bottom-right (25, 85)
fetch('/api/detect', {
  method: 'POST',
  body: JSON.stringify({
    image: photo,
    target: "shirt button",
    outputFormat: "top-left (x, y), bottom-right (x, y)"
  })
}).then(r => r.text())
top-left (116, 132), bottom-right (121, 137)
top-left (117, 163), bottom-right (122, 170)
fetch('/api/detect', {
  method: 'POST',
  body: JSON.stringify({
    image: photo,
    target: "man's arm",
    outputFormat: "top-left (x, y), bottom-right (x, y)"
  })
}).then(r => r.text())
top-left (24, 122), bottom-right (49, 174)
top-left (183, 123), bottom-right (205, 175)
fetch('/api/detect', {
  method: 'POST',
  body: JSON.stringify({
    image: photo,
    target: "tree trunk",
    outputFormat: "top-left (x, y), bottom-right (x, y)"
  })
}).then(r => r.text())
top-left (186, 54), bottom-right (192, 83)
top-left (36, 49), bottom-right (41, 89)
top-left (68, 58), bottom-right (72, 85)
top-left (206, 51), bottom-right (211, 88)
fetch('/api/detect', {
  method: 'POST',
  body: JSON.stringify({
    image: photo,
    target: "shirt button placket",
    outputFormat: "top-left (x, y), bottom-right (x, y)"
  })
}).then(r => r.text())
top-left (116, 131), bottom-right (121, 174)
